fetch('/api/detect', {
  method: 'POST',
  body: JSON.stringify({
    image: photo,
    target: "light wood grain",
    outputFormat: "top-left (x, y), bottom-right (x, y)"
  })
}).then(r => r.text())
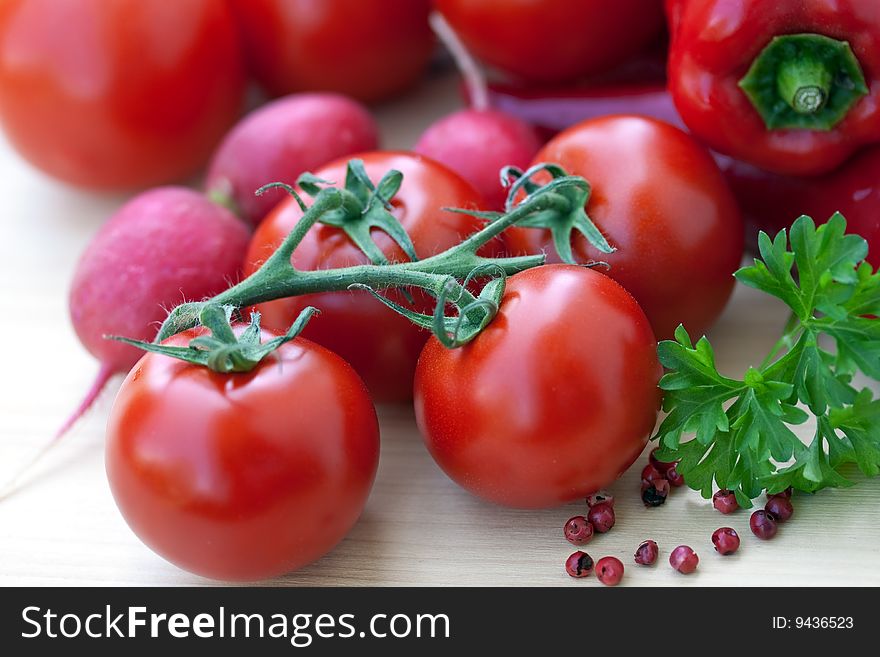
top-left (1, 76), bottom-right (878, 587)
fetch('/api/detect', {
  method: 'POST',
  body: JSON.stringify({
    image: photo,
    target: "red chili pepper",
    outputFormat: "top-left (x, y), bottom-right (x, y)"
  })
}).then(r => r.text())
top-left (667, 0), bottom-right (880, 176)
top-left (720, 149), bottom-right (880, 266)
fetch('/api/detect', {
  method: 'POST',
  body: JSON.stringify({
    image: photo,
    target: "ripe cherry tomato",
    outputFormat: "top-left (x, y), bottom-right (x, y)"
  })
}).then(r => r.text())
top-left (244, 152), bottom-right (487, 402)
top-left (504, 115), bottom-right (743, 340)
top-left (436, 0), bottom-right (665, 85)
top-left (0, 0), bottom-right (245, 189)
top-left (106, 328), bottom-right (379, 581)
top-left (229, 0), bottom-right (433, 103)
top-left (415, 265), bottom-right (662, 509)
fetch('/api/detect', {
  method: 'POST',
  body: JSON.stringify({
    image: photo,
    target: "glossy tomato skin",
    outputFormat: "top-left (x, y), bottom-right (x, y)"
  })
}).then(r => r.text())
top-left (504, 115), bottom-right (743, 340)
top-left (244, 152), bottom-right (488, 403)
top-left (415, 265), bottom-right (662, 509)
top-left (230, 0), bottom-right (433, 103)
top-left (436, 0), bottom-right (665, 85)
top-left (0, 0), bottom-right (245, 189)
top-left (106, 329), bottom-right (379, 581)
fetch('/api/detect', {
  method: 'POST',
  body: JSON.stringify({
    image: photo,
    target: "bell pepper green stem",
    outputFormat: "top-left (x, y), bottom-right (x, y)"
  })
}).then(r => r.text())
top-left (739, 33), bottom-right (868, 131)
top-left (777, 57), bottom-right (832, 114)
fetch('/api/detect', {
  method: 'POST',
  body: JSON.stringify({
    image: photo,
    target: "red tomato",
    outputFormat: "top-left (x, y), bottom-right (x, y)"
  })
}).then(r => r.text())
top-left (106, 328), bottom-right (379, 581)
top-left (0, 0), bottom-right (245, 189)
top-left (244, 151), bottom-right (488, 402)
top-left (230, 0), bottom-right (433, 103)
top-left (504, 115), bottom-right (743, 340)
top-left (436, 0), bottom-right (665, 85)
top-left (415, 265), bottom-right (662, 509)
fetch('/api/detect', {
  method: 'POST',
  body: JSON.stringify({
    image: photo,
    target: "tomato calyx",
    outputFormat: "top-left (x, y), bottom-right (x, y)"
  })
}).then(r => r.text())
top-left (739, 34), bottom-right (869, 131)
top-left (259, 159), bottom-right (418, 267)
top-left (112, 304), bottom-right (318, 373)
top-left (500, 162), bottom-right (615, 264)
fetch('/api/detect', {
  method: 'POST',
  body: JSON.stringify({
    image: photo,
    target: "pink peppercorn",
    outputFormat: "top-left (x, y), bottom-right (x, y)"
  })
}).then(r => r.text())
top-left (765, 496), bottom-right (793, 523)
top-left (564, 516), bottom-right (594, 545)
top-left (669, 545), bottom-right (699, 574)
top-left (641, 463), bottom-right (666, 484)
top-left (586, 490), bottom-right (614, 508)
top-left (750, 509), bottom-right (778, 540)
top-left (595, 557), bottom-right (624, 586)
top-left (711, 527), bottom-right (740, 555)
top-left (587, 502), bottom-right (615, 533)
top-left (712, 489), bottom-right (738, 514)
top-left (634, 540), bottom-right (659, 565)
top-left (666, 464), bottom-right (685, 487)
top-left (641, 478), bottom-right (670, 507)
top-left (565, 551), bottom-right (594, 578)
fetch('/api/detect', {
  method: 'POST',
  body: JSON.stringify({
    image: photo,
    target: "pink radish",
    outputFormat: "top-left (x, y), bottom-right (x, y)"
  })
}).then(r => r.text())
top-left (65, 187), bottom-right (250, 436)
top-left (205, 93), bottom-right (379, 225)
top-left (414, 13), bottom-right (541, 210)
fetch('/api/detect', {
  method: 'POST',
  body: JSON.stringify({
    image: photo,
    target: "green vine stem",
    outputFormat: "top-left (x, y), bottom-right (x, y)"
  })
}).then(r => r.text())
top-left (154, 166), bottom-right (595, 345)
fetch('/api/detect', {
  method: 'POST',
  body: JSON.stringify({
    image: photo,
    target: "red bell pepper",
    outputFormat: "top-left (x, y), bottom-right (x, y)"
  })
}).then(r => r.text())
top-left (667, 0), bottom-right (880, 176)
top-left (721, 148), bottom-right (880, 266)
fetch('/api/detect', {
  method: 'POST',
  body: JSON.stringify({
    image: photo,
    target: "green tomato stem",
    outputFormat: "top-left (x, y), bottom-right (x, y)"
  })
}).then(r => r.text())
top-left (155, 188), bottom-right (565, 342)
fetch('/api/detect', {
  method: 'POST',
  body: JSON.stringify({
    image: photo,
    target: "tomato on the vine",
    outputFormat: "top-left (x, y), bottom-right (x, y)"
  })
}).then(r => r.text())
top-left (436, 0), bottom-right (665, 85)
top-left (0, 0), bottom-right (245, 189)
top-left (229, 0), bottom-right (433, 103)
top-left (414, 264), bottom-right (662, 509)
top-left (504, 115), bottom-right (743, 340)
top-left (244, 151), bottom-right (489, 402)
top-left (106, 327), bottom-right (379, 581)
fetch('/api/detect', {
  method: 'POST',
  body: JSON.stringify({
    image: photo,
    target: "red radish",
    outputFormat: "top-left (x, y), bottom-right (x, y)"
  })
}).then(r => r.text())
top-left (205, 93), bottom-right (379, 225)
top-left (66, 188), bottom-right (250, 427)
top-left (414, 13), bottom-right (540, 210)
top-left (415, 109), bottom-right (540, 211)
top-left (3, 188), bottom-right (249, 497)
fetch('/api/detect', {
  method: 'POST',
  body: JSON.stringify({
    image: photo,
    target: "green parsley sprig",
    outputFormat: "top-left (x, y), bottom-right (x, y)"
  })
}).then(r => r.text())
top-left (653, 214), bottom-right (880, 507)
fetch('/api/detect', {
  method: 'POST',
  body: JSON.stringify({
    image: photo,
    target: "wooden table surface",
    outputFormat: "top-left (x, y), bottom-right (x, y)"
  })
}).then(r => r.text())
top-left (1, 76), bottom-right (878, 587)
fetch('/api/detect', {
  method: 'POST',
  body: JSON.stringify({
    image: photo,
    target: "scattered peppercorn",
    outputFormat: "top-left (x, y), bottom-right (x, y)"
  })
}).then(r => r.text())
top-left (586, 490), bottom-right (614, 508)
top-left (587, 502), bottom-right (616, 533)
top-left (634, 540), bottom-right (659, 565)
top-left (665, 464), bottom-right (685, 487)
top-left (669, 545), bottom-right (699, 574)
top-left (565, 551), bottom-right (594, 578)
top-left (641, 478), bottom-right (670, 507)
top-left (564, 515), bottom-right (594, 545)
top-left (711, 527), bottom-right (740, 555)
top-left (712, 489), bottom-right (738, 514)
top-left (749, 509), bottom-right (778, 540)
top-left (765, 496), bottom-right (793, 523)
top-left (595, 556), bottom-right (625, 586)
top-left (641, 463), bottom-right (666, 484)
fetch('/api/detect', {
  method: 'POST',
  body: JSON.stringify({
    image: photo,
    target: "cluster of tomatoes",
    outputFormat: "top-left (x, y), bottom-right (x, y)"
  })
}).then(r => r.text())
top-left (0, 0), bottom-right (436, 189)
top-left (3, 1), bottom-right (877, 582)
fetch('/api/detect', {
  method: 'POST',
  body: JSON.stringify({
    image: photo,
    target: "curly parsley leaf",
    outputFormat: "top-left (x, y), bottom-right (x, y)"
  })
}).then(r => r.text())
top-left (654, 214), bottom-right (880, 506)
